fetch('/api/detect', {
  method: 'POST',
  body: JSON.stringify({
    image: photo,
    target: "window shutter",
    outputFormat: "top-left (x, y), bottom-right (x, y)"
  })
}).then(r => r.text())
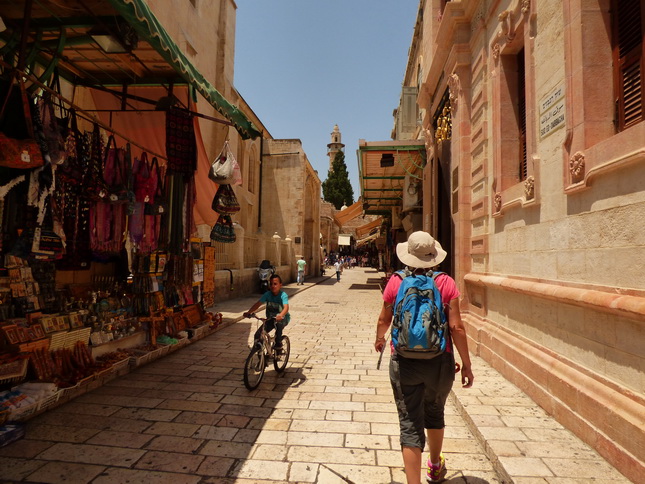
top-left (613, 0), bottom-right (644, 130)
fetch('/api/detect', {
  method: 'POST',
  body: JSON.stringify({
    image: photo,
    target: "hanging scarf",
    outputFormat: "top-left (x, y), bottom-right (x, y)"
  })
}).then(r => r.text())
top-left (165, 107), bottom-right (197, 174)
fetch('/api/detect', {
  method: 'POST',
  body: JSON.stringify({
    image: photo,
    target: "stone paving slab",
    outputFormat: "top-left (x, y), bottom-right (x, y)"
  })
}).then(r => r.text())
top-left (0, 269), bottom-right (633, 483)
top-left (452, 355), bottom-right (632, 483)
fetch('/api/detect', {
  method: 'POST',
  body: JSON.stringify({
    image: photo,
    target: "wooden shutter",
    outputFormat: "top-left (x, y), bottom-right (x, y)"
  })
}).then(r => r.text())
top-left (613, 0), bottom-right (644, 130)
top-left (518, 49), bottom-right (527, 181)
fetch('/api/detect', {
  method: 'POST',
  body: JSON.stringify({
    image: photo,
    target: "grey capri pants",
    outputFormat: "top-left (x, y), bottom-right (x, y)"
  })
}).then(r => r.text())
top-left (389, 352), bottom-right (456, 449)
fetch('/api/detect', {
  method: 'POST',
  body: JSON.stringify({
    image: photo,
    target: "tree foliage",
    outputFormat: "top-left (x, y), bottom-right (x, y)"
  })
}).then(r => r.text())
top-left (322, 151), bottom-right (354, 210)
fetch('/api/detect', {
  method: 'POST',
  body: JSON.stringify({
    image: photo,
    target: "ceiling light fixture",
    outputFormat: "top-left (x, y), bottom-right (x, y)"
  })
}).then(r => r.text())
top-left (88, 19), bottom-right (138, 54)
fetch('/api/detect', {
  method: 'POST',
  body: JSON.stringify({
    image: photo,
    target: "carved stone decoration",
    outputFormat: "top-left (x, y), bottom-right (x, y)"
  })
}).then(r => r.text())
top-left (494, 193), bottom-right (502, 213)
top-left (423, 127), bottom-right (436, 160)
top-left (569, 151), bottom-right (585, 182)
top-left (524, 176), bottom-right (535, 199)
top-left (499, 11), bottom-right (512, 40)
top-left (448, 73), bottom-right (461, 111)
top-left (491, 0), bottom-right (531, 63)
top-left (423, 126), bottom-right (433, 147)
top-left (492, 43), bottom-right (501, 61)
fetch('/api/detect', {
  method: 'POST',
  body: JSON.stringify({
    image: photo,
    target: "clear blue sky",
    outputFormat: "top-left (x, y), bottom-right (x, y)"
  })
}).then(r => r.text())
top-left (234, 1), bottom-right (420, 199)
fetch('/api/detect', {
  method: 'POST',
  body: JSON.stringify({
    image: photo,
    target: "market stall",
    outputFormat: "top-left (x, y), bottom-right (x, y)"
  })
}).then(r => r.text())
top-left (0, 0), bottom-right (256, 424)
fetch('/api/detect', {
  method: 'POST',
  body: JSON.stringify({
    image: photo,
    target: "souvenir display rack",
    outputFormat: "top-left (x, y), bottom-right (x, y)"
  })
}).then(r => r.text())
top-left (0, 67), bottom-right (227, 424)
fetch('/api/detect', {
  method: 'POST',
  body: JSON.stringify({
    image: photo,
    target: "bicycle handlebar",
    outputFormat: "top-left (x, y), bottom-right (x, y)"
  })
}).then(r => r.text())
top-left (244, 313), bottom-right (276, 323)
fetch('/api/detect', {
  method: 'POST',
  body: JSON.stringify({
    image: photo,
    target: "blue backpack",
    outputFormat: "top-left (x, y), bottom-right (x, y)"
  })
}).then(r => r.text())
top-left (391, 269), bottom-right (448, 359)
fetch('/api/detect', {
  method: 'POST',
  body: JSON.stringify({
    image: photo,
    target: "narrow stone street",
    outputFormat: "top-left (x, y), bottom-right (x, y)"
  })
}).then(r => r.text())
top-left (0, 268), bottom-right (630, 483)
top-left (0, 267), bottom-right (496, 483)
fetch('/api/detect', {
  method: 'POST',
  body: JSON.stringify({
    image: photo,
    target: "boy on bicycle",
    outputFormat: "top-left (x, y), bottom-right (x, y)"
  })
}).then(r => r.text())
top-left (243, 274), bottom-right (290, 350)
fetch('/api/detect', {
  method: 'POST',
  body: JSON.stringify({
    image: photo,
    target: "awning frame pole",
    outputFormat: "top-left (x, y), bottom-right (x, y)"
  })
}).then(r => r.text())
top-left (0, 61), bottom-right (167, 160)
top-left (82, 81), bottom-right (235, 127)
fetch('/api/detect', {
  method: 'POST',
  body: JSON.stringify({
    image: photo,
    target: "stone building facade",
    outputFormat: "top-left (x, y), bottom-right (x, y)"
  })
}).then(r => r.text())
top-left (261, 139), bottom-right (322, 281)
top-left (145, 1), bottom-right (321, 301)
top-left (320, 201), bottom-right (340, 256)
top-left (391, 1), bottom-right (645, 480)
top-left (147, 0), bottom-right (255, 203)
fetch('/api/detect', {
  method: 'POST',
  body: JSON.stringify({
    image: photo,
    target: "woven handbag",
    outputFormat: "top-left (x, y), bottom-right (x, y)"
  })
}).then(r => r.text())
top-left (208, 141), bottom-right (235, 184)
top-left (211, 184), bottom-right (240, 215)
top-left (210, 215), bottom-right (236, 243)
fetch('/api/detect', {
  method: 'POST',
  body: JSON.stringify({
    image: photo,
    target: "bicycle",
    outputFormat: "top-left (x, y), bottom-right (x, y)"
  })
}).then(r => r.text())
top-left (243, 313), bottom-right (291, 390)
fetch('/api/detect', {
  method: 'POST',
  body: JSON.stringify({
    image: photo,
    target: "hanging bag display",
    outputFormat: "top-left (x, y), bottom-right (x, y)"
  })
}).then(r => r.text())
top-left (211, 184), bottom-right (240, 215)
top-left (0, 74), bottom-right (45, 169)
top-left (210, 215), bottom-right (236, 243)
top-left (105, 137), bottom-right (135, 205)
top-left (144, 157), bottom-right (167, 215)
top-left (57, 109), bottom-right (83, 185)
top-left (83, 123), bottom-right (109, 201)
top-left (40, 70), bottom-right (67, 165)
top-left (208, 140), bottom-right (235, 184)
top-left (38, 94), bottom-right (66, 165)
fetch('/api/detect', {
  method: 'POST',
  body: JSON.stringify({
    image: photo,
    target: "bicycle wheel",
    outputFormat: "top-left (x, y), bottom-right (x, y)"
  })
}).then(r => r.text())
top-left (273, 335), bottom-right (290, 373)
top-left (243, 346), bottom-right (265, 390)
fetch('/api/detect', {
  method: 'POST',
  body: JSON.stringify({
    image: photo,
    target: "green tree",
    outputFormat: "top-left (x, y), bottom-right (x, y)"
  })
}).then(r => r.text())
top-left (322, 151), bottom-right (354, 209)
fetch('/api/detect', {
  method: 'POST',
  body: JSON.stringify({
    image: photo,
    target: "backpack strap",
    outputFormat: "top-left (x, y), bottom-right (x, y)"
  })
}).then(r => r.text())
top-left (395, 268), bottom-right (412, 279)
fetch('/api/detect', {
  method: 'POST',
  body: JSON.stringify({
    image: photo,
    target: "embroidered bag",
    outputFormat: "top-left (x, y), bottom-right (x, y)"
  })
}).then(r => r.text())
top-left (57, 109), bottom-right (83, 185)
top-left (210, 215), bottom-right (235, 243)
top-left (104, 137), bottom-right (135, 204)
top-left (211, 184), bottom-right (240, 215)
top-left (38, 95), bottom-right (66, 165)
top-left (144, 157), bottom-right (167, 215)
top-left (83, 124), bottom-right (109, 201)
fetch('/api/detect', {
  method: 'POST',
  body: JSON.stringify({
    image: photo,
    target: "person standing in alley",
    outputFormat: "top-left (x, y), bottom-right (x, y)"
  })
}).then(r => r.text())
top-left (374, 231), bottom-right (474, 484)
top-left (334, 259), bottom-right (342, 282)
top-left (296, 255), bottom-right (306, 285)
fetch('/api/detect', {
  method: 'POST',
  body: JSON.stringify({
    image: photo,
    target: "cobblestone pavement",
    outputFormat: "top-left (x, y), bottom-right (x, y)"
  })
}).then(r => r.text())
top-left (0, 268), bottom-right (631, 483)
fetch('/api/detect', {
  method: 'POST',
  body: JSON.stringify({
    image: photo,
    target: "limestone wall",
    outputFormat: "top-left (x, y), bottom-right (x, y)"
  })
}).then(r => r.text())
top-left (411, 0), bottom-right (645, 479)
top-left (261, 139), bottom-right (321, 279)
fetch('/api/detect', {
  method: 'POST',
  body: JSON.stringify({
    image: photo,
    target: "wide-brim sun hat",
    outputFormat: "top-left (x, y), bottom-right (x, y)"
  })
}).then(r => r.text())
top-left (396, 231), bottom-right (447, 269)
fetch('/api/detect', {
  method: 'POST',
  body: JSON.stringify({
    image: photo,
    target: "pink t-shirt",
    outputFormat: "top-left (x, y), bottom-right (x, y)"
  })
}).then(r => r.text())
top-left (383, 271), bottom-right (460, 352)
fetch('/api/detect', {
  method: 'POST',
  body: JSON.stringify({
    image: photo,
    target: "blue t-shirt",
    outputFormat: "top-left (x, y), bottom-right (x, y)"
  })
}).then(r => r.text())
top-left (260, 290), bottom-right (290, 324)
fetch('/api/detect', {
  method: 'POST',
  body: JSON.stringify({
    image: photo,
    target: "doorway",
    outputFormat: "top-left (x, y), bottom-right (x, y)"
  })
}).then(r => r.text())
top-left (436, 141), bottom-right (454, 277)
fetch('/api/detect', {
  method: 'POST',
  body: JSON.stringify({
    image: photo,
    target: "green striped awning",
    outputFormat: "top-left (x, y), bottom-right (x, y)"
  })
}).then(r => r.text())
top-left (107, 0), bottom-right (260, 139)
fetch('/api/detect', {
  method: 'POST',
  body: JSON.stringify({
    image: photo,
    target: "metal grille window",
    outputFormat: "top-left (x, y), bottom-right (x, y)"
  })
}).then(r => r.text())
top-left (244, 235), bottom-right (259, 268)
top-left (211, 240), bottom-right (238, 270)
top-left (613, 0), bottom-right (644, 130)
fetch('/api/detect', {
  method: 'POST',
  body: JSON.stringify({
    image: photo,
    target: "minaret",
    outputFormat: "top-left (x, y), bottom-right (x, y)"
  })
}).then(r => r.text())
top-left (327, 124), bottom-right (345, 172)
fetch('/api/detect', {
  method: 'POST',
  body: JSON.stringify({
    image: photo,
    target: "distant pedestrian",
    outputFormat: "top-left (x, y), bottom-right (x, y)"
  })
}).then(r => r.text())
top-left (296, 256), bottom-right (306, 285)
top-left (334, 260), bottom-right (341, 281)
top-left (375, 231), bottom-right (474, 484)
